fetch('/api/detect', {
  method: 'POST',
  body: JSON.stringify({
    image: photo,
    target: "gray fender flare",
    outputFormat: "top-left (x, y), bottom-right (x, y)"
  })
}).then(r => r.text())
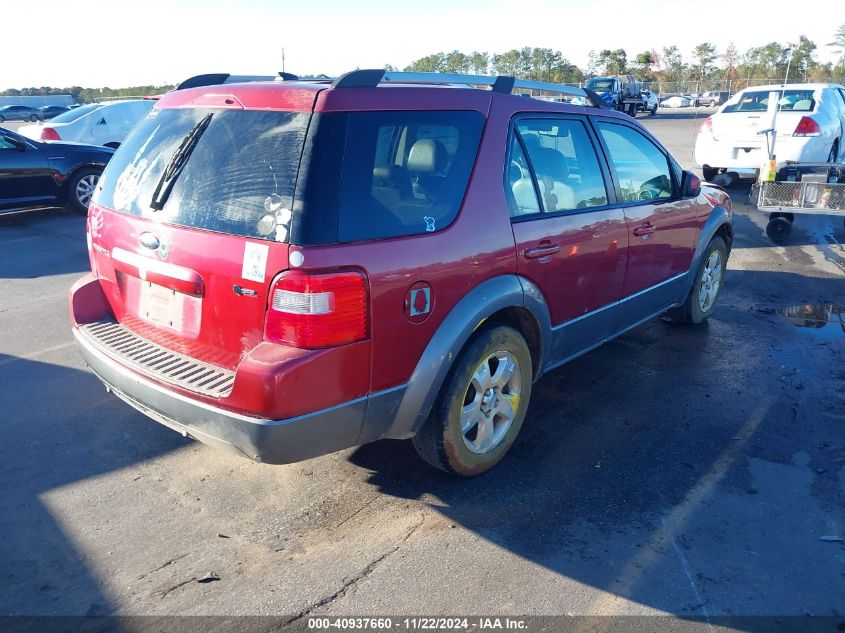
top-left (383, 274), bottom-right (551, 439)
top-left (681, 206), bottom-right (733, 298)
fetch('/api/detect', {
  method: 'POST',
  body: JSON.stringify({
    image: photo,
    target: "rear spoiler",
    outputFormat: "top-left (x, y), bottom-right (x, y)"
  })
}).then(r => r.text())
top-left (174, 72), bottom-right (300, 91)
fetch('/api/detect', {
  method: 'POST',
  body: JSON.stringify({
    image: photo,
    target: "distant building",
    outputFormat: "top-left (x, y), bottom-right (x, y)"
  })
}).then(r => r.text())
top-left (0, 95), bottom-right (74, 107)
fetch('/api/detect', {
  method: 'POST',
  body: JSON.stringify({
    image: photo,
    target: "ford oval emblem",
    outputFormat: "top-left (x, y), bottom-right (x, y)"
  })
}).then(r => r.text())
top-left (139, 232), bottom-right (160, 250)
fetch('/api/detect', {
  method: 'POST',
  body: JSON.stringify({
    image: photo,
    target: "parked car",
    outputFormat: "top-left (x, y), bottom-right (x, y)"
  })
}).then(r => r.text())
top-left (695, 83), bottom-right (845, 181)
top-left (38, 105), bottom-right (71, 120)
top-left (69, 70), bottom-right (733, 476)
top-left (0, 105), bottom-right (42, 122)
top-left (640, 90), bottom-right (659, 114)
top-left (17, 100), bottom-right (154, 148)
top-left (661, 95), bottom-right (692, 108)
top-left (696, 91), bottom-right (730, 108)
top-left (0, 126), bottom-right (114, 214)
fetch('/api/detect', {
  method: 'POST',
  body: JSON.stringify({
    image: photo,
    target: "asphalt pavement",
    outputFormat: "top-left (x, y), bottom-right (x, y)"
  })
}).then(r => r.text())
top-left (0, 112), bottom-right (843, 627)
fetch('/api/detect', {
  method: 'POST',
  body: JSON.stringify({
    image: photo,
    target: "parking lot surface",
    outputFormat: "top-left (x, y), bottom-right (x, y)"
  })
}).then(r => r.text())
top-left (1, 113), bottom-right (843, 623)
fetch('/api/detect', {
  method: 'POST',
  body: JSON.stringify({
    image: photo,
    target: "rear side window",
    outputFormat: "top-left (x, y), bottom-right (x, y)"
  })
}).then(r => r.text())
top-left (94, 108), bottom-right (309, 241)
top-left (336, 111), bottom-right (484, 242)
top-left (723, 89), bottom-right (816, 113)
top-left (510, 119), bottom-right (608, 215)
top-left (50, 104), bottom-right (101, 123)
top-left (596, 122), bottom-right (674, 202)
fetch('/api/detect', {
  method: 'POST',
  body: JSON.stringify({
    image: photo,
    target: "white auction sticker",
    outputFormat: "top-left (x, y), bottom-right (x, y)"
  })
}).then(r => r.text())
top-left (242, 242), bottom-right (269, 283)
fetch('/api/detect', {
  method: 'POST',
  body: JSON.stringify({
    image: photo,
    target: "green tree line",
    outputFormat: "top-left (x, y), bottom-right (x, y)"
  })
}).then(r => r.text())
top-left (0, 85), bottom-right (173, 103)
top-left (395, 24), bottom-right (845, 92)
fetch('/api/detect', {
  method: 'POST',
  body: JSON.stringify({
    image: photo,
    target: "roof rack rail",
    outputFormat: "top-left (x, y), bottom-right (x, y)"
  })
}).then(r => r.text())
top-left (331, 69), bottom-right (607, 108)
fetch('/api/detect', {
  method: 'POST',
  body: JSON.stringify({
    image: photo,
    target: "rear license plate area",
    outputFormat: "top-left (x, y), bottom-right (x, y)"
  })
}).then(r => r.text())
top-left (139, 281), bottom-right (185, 330)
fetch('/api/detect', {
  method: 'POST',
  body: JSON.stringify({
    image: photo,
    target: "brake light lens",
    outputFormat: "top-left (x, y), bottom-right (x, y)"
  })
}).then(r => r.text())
top-left (792, 116), bottom-right (820, 137)
top-left (40, 127), bottom-right (61, 141)
top-left (699, 117), bottom-right (713, 135)
top-left (265, 271), bottom-right (368, 348)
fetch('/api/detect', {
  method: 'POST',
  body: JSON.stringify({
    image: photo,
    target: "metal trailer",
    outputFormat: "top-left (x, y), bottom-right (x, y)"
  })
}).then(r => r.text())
top-left (752, 163), bottom-right (845, 241)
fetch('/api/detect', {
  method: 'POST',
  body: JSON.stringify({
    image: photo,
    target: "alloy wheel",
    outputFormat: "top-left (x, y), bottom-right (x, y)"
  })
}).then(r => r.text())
top-left (698, 251), bottom-right (723, 313)
top-left (75, 174), bottom-right (99, 208)
top-left (460, 351), bottom-right (522, 454)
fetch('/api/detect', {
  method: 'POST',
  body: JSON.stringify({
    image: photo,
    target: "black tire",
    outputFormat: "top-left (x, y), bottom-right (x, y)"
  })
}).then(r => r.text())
top-left (0, 116), bottom-right (5, 123)
top-left (668, 236), bottom-right (727, 325)
top-left (628, 103), bottom-right (637, 118)
top-left (650, 104), bottom-right (657, 115)
top-left (29, 114), bottom-right (38, 122)
top-left (66, 168), bottom-right (102, 215)
top-left (702, 166), bottom-right (719, 181)
top-left (766, 215), bottom-right (792, 242)
top-left (710, 100), bottom-right (717, 108)
top-left (412, 324), bottom-right (533, 476)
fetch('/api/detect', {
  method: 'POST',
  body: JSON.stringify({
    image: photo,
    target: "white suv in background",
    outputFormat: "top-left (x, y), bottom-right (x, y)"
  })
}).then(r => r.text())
top-left (17, 100), bottom-right (154, 148)
top-left (695, 83), bottom-right (845, 180)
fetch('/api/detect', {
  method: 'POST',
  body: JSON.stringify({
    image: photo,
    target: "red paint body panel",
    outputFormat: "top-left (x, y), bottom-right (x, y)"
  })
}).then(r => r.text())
top-left (513, 210), bottom-right (629, 325)
top-left (156, 82), bottom-right (323, 112)
top-left (621, 199), bottom-right (700, 295)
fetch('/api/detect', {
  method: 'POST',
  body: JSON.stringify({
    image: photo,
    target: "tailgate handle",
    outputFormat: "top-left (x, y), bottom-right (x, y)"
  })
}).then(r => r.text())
top-left (111, 247), bottom-right (205, 297)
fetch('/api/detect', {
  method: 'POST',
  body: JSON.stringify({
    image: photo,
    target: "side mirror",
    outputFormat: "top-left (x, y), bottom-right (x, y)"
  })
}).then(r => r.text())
top-left (682, 170), bottom-right (702, 196)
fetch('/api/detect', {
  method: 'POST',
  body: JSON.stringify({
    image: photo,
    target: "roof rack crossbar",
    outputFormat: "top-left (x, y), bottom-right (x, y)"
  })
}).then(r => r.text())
top-left (330, 70), bottom-right (605, 107)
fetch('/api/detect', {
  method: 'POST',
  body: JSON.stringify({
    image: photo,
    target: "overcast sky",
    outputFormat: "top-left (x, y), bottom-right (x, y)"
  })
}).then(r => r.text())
top-left (3, 0), bottom-right (842, 88)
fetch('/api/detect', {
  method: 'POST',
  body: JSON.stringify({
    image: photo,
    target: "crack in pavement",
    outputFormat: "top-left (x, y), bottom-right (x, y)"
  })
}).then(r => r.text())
top-left (153, 576), bottom-right (197, 600)
top-left (137, 553), bottom-right (189, 580)
top-left (285, 511), bottom-right (426, 623)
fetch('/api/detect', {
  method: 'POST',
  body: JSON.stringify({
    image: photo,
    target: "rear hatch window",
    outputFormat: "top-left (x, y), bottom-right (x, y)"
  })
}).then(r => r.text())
top-left (95, 108), bottom-right (309, 241)
top-left (723, 90), bottom-right (817, 113)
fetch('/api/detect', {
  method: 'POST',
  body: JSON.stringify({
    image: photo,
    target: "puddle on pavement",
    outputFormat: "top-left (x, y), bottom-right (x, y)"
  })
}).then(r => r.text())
top-left (779, 305), bottom-right (845, 339)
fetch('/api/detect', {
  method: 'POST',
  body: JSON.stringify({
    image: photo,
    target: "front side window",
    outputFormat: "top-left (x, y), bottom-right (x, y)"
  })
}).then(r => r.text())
top-left (596, 122), bottom-right (674, 203)
top-left (95, 108), bottom-right (310, 241)
top-left (510, 119), bottom-right (608, 215)
top-left (337, 111), bottom-right (484, 242)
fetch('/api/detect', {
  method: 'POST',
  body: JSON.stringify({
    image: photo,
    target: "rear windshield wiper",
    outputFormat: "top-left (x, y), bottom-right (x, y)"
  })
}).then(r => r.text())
top-left (150, 113), bottom-right (213, 210)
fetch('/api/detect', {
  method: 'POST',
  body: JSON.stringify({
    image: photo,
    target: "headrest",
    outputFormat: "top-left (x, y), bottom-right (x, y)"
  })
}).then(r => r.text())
top-left (531, 148), bottom-right (568, 181)
top-left (373, 164), bottom-right (396, 182)
top-left (407, 139), bottom-right (447, 174)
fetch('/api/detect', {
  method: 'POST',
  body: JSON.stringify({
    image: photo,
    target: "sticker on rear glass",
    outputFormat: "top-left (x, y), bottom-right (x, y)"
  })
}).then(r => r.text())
top-left (242, 242), bottom-right (269, 283)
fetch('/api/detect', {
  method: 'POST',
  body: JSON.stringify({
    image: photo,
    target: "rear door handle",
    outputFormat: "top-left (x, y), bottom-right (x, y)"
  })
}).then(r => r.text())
top-left (524, 243), bottom-right (560, 259)
top-left (633, 223), bottom-right (656, 237)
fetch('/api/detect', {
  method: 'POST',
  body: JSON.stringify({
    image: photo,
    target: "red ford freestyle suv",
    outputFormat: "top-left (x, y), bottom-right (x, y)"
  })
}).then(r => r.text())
top-left (70, 70), bottom-right (732, 476)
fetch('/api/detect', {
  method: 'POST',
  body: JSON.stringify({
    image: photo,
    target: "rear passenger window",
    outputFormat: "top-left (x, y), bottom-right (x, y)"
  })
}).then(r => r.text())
top-left (596, 123), bottom-right (674, 203)
top-left (337, 111), bottom-right (484, 242)
top-left (509, 119), bottom-right (608, 216)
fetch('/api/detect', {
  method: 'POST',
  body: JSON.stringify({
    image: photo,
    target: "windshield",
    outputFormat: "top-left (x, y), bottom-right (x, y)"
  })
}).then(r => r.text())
top-left (94, 107), bottom-right (310, 241)
top-left (586, 79), bottom-right (614, 92)
top-left (722, 89), bottom-right (817, 113)
top-left (50, 103), bottom-right (102, 123)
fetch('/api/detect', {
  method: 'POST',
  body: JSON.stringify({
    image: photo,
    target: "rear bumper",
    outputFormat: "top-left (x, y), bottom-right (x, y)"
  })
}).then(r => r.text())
top-left (695, 135), bottom-right (826, 171)
top-left (73, 326), bottom-right (371, 464)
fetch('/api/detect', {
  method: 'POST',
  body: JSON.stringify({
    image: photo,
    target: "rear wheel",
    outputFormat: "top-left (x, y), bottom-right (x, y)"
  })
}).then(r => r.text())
top-left (29, 114), bottom-right (38, 122)
top-left (66, 168), bottom-right (102, 215)
top-left (412, 324), bottom-right (533, 476)
top-left (628, 103), bottom-right (637, 117)
top-left (0, 116), bottom-right (5, 123)
top-left (766, 213), bottom-right (793, 242)
top-left (668, 236), bottom-right (727, 324)
top-left (650, 104), bottom-right (658, 115)
top-left (702, 165), bottom-right (719, 181)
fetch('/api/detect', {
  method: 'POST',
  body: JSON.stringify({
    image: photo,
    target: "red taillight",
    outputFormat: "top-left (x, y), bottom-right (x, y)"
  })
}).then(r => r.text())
top-left (40, 127), bottom-right (61, 141)
top-left (264, 270), bottom-right (368, 349)
top-left (792, 116), bottom-right (820, 137)
top-left (699, 117), bottom-right (713, 135)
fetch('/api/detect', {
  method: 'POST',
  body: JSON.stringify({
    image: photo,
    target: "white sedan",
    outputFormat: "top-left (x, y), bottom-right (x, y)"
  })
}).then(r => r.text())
top-left (695, 83), bottom-right (845, 181)
top-left (17, 100), bottom-right (154, 148)
top-left (660, 95), bottom-right (691, 108)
